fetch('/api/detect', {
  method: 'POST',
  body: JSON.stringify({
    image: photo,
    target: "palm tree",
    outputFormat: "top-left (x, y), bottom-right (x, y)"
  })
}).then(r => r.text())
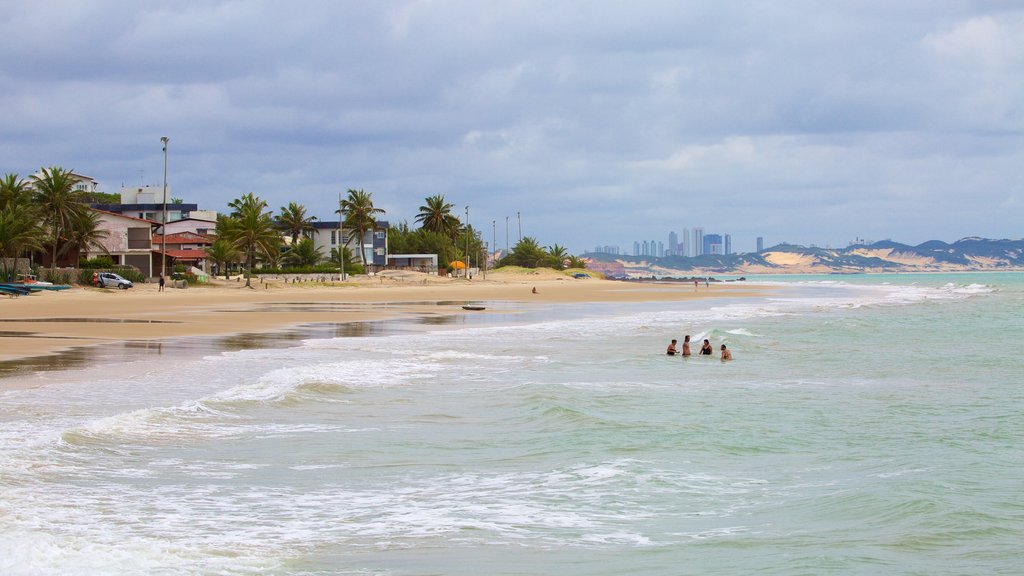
top-left (283, 237), bottom-right (323, 268)
top-left (30, 166), bottom-right (86, 269)
top-left (220, 193), bottom-right (282, 288)
top-left (0, 173), bottom-right (33, 210)
top-left (338, 188), bottom-right (384, 268)
top-left (547, 244), bottom-right (569, 270)
top-left (276, 202), bottom-right (317, 245)
top-left (0, 203), bottom-right (44, 280)
top-left (566, 255), bottom-right (587, 270)
top-left (205, 237), bottom-right (240, 279)
top-left (63, 209), bottom-right (110, 262)
top-left (415, 194), bottom-right (460, 239)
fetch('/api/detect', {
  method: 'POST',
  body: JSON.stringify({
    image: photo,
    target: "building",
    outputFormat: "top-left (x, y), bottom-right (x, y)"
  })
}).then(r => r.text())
top-left (310, 220), bottom-right (389, 269)
top-left (668, 231), bottom-right (678, 256)
top-left (90, 209), bottom-right (160, 276)
top-left (658, 241), bottom-right (665, 258)
top-left (90, 185), bottom-right (199, 224)
top-left (29, 169), bottom-right (99, 194)
top-left (162, 217), bottom-right (217, 236)
top-left (756, 236), bottom-right (764, 252)
top-left (152, 231), bottom-right (214, 273)
top-left (633, 241), bottom-right (640, 256)
top-left (724, 234), bottom-right (732, 255)
top-left (681, 227), bottom-right (690, 257)
top-left (703, 233), bottom-right (724, 255)
top-left (386, 254), bottom-right (438, 274)
top-left (693, 228), bottom-right (705, 256)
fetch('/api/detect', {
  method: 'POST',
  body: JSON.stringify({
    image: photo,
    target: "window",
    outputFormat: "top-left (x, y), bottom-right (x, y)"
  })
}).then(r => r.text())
top-left (375, 231), bottom-right (385, 239)
top-left (330, 230), bottom-right (336, 244)
top-left (374, 248), bottom-right (385, 256)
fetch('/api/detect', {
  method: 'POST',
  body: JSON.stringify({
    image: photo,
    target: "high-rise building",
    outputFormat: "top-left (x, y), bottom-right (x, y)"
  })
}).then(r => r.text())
top-left (756, 236), bottom-right (764, 252)
top-left (693, 228), bottom-right (705, 256)
top-left (681, 227), bottom-right (690, 257)
top-left (724, 234), bottom-right (732, 255)
top-left (658, 241), bottom-right (665, 257)
top-left (633, 241), bottom-right (640, 256)
top-left (642, 240), bottom-right (649, 256)
top-left (703, 233), bottom-right (723, 255)
top-left (668, 232), bottom-right (678, 256)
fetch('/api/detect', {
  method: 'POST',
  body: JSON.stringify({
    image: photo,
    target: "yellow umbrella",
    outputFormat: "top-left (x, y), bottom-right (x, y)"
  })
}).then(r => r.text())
top-left (450, 260), bottom-right (466, 270)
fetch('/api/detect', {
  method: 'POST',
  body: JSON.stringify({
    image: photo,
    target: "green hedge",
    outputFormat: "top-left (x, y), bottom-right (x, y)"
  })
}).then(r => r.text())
top-left (255, 263), bottom-right (364, 275)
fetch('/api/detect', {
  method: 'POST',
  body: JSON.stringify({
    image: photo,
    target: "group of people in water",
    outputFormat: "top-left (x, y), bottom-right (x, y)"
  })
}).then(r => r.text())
top-left (666, 335), bottom-right (732, 361)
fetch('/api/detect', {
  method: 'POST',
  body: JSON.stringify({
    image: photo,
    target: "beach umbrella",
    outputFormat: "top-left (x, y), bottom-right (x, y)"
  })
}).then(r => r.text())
top-left (450, 260), bottom-right (466, 270)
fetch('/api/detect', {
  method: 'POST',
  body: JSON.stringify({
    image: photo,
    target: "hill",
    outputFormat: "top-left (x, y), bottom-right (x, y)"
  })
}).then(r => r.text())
top-left (583, 238), bottom-right (1024, 277)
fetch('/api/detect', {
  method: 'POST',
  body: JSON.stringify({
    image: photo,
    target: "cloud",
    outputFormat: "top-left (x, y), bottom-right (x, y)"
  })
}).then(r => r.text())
top-left (1, 1), bottom-right (1022, 252)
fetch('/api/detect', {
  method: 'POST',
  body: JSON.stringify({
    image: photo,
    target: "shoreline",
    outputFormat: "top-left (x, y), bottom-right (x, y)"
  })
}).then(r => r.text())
top-left (0, 273), bottom-right (764, 375)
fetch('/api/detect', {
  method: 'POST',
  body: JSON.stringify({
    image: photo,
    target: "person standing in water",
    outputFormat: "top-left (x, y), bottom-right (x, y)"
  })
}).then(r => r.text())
top-left (681, 335), bottom-right (692, 357)
top-left (666, 339), bottom-right (678, 356)
top-left (700, 339), bottom-right (713, 355)
top-left (720, 344), bottom-right (732, 361)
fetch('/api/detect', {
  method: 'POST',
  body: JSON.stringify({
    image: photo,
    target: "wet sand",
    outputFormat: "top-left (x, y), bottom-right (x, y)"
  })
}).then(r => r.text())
top-left (0, 271), bottom-right (762, 376)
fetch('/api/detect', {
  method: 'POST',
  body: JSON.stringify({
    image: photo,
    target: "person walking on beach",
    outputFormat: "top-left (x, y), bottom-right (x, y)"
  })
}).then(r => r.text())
top-left (666, 339), bottom-right (678, 356)
top-left (720, 344), bottom-right (732, 361)
top-left (682, 335), bottom-right (692, 357)
top-left (700, 339), bottom-right (713, 355)
top-left (158, 274), bottom-right (165, 292)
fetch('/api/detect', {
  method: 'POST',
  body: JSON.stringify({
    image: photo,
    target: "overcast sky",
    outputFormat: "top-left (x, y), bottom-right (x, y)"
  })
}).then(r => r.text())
top-left (2, 1), bottom-right (1021, 253)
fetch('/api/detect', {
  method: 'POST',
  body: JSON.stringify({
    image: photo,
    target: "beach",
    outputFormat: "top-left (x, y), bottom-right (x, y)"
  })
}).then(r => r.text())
top-left (0, 271), bottom-right (756, 365)
top-left (2, 272), bottom-right (1022, 575)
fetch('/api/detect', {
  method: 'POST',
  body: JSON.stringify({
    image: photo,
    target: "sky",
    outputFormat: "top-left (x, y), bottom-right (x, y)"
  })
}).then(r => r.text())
top-left (2, 1), bottom-right (1022, 254)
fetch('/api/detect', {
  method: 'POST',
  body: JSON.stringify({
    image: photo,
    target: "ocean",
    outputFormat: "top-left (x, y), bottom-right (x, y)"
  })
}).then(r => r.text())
top-left (1, 273), bottom-right (1022, 575)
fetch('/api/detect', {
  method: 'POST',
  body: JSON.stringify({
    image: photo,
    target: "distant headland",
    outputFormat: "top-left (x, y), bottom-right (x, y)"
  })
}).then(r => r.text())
top-left (584, 237), bottom-right (1024, 277)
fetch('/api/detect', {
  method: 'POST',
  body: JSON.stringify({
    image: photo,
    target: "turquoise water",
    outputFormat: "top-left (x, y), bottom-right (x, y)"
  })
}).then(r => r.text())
top-left (1, 273), bottom-right (1022, 575)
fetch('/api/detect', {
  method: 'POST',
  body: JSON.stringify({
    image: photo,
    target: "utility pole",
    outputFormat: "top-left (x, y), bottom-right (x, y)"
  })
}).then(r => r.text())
top-left (517, 211), bottom-right (522, 242)
top-left (505, 216), bottom-right (509, 255)
top-left (465, 206), bottom-right (470, 278)
top-left (160, 136), bottom-right (169, 280)
top-left (492, 220), bottom-right (496, 264)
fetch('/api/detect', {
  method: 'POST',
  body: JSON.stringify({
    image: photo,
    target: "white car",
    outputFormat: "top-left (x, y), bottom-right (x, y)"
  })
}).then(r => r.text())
top-left (98, 272), bottom-right (133, 289)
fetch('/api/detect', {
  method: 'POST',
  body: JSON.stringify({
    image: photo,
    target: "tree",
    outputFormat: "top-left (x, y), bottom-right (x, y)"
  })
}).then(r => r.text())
top-left (329, 245), bottom-right (362, 275)
top-left (64, 209), bottom-right (110, 261)
top-left (205, 237), bottom-right (240, 279)
top-left (499, 236), bottom-right (550, 268)
top-left (276, 201), bottom-right (317, 245)
top-left (566, 255), bottom-right (587, 269)
top-left (30, 166), bottom-right (86, 269)
top-left (547, 244), bottom-right (569, 270)
top-left (415, 195), bottom-right (460, 239)
top-left (283, 237), bottom-right (323, 268)
top-left (0, 173), bottom-right (33, 210)
top-left (338, 188), bottom-right (384, 268)
top-left (220, 193), bottom-right (282, 288)
top-left (0, 203), bottom-right (43, 280)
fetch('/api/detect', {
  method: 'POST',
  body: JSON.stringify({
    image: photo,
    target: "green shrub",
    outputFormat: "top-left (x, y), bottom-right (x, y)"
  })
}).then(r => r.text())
top-left (80, 256), bottom-right (115, 269)
top-left (255, 263), bottom-right (364, 275)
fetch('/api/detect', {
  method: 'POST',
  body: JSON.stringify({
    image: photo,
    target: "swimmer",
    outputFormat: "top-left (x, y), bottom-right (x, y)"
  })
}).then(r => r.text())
top-left (666, 339), bottom-right (678, 356)
top-left (700, 339), bottom-right (713, 355)
top-left (682, 335), bottom-right (692, 357)
top-left (720, 344), bottom-right (732, 361)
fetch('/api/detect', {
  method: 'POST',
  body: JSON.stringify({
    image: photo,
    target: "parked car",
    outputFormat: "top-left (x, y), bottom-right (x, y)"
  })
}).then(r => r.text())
top-left (98, 272), bottom-right (133, 289)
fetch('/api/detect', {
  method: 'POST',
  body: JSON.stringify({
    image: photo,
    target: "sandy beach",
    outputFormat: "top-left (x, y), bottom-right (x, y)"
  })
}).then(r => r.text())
top-left (1, 269), bottom-right (760, 365)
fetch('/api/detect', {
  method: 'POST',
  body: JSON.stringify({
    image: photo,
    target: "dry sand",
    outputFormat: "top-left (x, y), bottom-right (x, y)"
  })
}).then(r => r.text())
top-left (0, 270), bottom-right (762, 364)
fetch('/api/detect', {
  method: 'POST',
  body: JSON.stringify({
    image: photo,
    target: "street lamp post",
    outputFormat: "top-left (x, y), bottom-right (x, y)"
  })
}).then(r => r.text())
top-left (505, 216), bottom-right (509, 255)
top-left (492, 220), bottom-right (496, 265)
top-left (465, 206), bottom-right (470, 278)
top-left (517, 211), bottom-right (522, 242)
top-left (160, 136), bottom-right (168, 280)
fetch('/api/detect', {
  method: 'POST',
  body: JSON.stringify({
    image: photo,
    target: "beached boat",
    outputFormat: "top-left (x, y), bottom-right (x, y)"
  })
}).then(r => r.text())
top-left (461, 305), bottom-right (486, 311)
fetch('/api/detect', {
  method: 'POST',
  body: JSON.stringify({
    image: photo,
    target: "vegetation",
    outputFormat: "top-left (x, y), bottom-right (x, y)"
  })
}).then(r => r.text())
top-left (415, 195), bottom-right (461, 240)
top-left (283, 237), bottom-right (323, 268)
top-left (496, 236), bottom-right (575, 270)
top-left (338, 189), bottom-right (384, 267)
top-left (276, 202), bottom-right (317, 245)
top-left (219, 193), bottom-right (283, 288)
top-left (205, 237), bottom-right (241, 279)
top-left (31, 166), bottom-right (87, 270)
